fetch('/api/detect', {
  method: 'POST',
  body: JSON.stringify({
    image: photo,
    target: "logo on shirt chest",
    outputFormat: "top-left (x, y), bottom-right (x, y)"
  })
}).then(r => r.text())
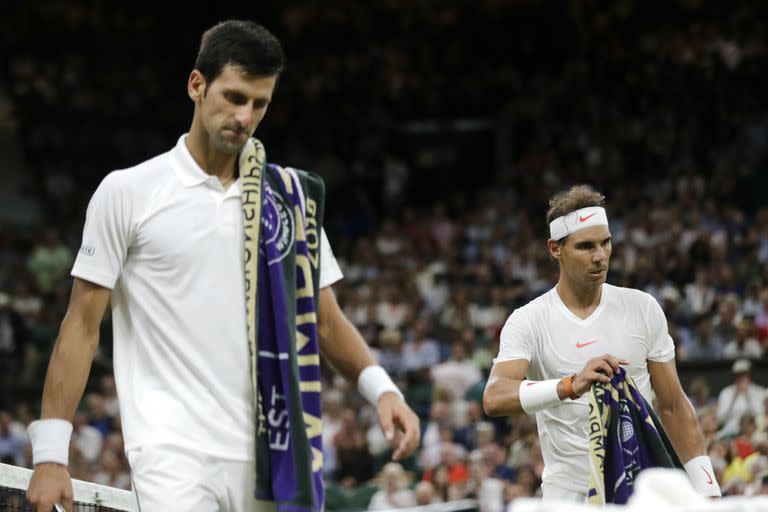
top-left (575, 339), bottom-right (599, 348)
top-left (261, 183), bottom-right (295, 265)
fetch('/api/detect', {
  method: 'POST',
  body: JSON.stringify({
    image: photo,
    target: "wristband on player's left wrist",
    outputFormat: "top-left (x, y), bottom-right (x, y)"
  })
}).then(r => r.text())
top-left (684, 455), bottom-right (722, 497)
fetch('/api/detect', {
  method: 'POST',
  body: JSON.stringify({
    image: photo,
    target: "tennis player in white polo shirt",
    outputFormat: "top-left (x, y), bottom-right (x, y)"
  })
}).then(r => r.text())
top-left (26, 20), bottom-right (419, 512)
top-left (483, 185), bottom-right (720, 502)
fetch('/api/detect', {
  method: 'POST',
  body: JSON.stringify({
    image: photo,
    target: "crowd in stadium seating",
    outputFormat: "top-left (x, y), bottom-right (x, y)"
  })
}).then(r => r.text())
top-left (3, 0), bottom-right (768, 509)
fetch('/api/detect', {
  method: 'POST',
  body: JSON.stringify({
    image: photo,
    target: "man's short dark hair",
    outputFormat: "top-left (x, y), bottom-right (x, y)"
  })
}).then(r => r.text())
top-left (195, 20), bottom-right (285, 83)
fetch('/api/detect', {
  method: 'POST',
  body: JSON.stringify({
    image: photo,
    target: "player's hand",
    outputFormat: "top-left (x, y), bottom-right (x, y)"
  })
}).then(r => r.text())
top-left (27, 463), bottom-right (73, 512)
top-left (376, 392), bottom-right (421, 461)
top-left (572, 354), bottom-right (630, 397)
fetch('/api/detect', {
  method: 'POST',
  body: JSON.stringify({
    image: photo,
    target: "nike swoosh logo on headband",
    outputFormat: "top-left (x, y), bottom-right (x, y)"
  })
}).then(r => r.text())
top-left (579, 213), bottom-right (598, 222)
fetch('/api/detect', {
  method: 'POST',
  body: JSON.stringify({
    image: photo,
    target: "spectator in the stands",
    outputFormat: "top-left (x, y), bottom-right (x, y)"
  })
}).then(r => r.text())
top-left (402, 319), bottom-right (441, 372)
top-left (419, 399), bottom-right (453, 469)
top-left (368, 462), bottom-right (417, 510)
top-left (0, 292), bottom-right (27, 409)
top-left (688, 378), bottom-right (716, 410)
top-left (514, 464), bottom-right (541, 498)
top-left (431, 341), bottom-right (482, 401)
top-left (717, 359), bottom-right (767, 437)
top-left (414, 480), bottom-right (441, 505)
top-left (462, 449), bottom-right (504, 512)
top-left (26, 228), bottom-right (73, 296)
top-left (754, 288), bottom-right (768, 339)
top-left (684, 268), bottom-right (717, 317)
top-left (91, 449), bottom-right (131, 490)
top-left (0, 411), bottom-right (26, 466)
top-left (375, 327), bottom-right (406, 380)
top-left (99, 374), bottom-right (120, 418)
top-left (731, 413), bottom-right (758, 460)
top-left (713, 295), bottom-right (741, 343)
top-left (376, 284), bottom-right (409, 330)
top-left (71, 411), bottom-right (103, 463)
top-left (684, 315), bottom-right (726, 361)
top-left (333, 410), bottom-right (374, 486)
top-left (723, 316), bottom-right (763, 359)
top-left (321, 389), bottom-right (344, 477)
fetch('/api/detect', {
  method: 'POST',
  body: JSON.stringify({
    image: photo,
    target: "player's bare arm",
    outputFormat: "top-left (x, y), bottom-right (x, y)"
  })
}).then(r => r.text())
top-left (316, 287), bottom-right (420, 460)
top-left (316, 287), bottom-right (377, 382)
top-left (648, 360), bottom-right (706, 462)
top-left (483, 359), bottom-right (529, 416)
top-left (649, 359), bottom-right (720, 496)
top-left (27, 277), bottom-right (111, 512)
top-left (484, 354), bottom-right (629, 417)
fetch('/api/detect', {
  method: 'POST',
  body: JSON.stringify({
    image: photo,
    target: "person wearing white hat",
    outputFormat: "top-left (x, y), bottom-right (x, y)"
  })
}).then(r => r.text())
top-left (484, 184), bottom-right (720, 501)
top-left (716, 359), bottom-right (766, 438)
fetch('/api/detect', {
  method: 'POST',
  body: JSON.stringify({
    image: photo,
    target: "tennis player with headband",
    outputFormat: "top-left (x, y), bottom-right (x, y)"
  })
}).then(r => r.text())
top-left (483, 185), bottom-right (720, 501)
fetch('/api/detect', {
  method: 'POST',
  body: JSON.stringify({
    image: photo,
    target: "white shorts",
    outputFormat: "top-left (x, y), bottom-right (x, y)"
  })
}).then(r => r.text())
top-left (540, 481), bottom-right (587, 503)
top-left (127, 444), bottom-right (274, 512)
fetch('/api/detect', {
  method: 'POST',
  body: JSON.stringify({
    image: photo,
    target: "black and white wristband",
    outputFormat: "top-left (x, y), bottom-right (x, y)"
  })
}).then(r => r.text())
top-left (28, 419), bottom-right (73, 466)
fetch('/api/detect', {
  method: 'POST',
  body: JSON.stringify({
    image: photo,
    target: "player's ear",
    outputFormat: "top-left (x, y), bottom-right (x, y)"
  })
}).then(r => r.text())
top-left (547, 238), bottom-right (563, 261)
top-left (188, 70), bottom-right (206, 102)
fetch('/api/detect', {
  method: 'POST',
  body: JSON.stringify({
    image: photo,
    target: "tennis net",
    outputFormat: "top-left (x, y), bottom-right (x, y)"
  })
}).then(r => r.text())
top-left (0, 463), bottom-right (136, 512)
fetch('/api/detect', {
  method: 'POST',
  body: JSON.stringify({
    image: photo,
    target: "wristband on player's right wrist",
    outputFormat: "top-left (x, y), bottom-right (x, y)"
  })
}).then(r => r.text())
top-left (28, 419), bottom-right (73, 466)
top-left (518, 378), bottom-right (565, 413)
top-left (357, 365), bottom-right (403, 406)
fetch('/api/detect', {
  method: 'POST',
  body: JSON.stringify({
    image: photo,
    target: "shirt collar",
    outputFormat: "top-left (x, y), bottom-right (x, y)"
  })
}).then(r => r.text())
top-left (171, 134), bottom-right (214, 188)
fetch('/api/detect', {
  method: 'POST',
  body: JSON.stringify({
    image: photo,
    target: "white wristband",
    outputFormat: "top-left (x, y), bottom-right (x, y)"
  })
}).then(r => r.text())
top-left (357, 365), bottom-right (403, 406)
top-left (518, 379), bottom-right (562, 414)
top-left (28, 419), bottom-right (73, 466)
top-left (684, 455), bottom-right (722, 497)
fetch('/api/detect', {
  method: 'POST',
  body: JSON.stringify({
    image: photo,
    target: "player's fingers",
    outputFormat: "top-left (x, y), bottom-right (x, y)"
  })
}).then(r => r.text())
top-left (592, 360), bottom-right (614, 377)
top-left (588, 370), bottom-right (611, 383)
top-left (27, 489), bottom-right (57, 512)
top-left (591, 356), bottom-right (613, 370)
top-left (392, 410), bottom-right (419, 461)
top-left (378, 403), bottom-right (396, 442)
top-left (596, 354), bottom-right (623, 372)
top-left (392, 428), bottom-right (411, 461)
top-left (604, 357), bottom-right (623, 373)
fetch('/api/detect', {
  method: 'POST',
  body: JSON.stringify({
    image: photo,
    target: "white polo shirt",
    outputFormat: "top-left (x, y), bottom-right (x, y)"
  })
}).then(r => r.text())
top-left (494, 284), bottom-right (675, 493)
top-left (71, 135), bottom-right (343, 460)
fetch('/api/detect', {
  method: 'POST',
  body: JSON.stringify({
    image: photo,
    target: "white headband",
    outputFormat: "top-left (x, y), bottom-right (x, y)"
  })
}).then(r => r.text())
top-left (549, 206), bottom-right (608, 241)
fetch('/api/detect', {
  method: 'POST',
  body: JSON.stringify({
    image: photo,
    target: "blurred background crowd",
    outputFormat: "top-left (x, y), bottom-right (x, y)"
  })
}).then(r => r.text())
top-left (2, 1), bottom-right (768, 510)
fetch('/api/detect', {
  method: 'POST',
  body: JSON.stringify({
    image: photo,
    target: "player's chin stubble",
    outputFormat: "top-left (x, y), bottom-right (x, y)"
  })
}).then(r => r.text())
top-left (212, 131), bottom-right (246, 156)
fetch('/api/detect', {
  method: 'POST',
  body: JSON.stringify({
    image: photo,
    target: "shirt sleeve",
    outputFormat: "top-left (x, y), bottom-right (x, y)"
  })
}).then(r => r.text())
top-left (318, 228), bottom-right (343, 289)
top-left (644, 292), bottom-right (676, 362)
top-left (494, 308), bottom-right (535, 364)
top-left (70, 172), bottom-right (134, 289)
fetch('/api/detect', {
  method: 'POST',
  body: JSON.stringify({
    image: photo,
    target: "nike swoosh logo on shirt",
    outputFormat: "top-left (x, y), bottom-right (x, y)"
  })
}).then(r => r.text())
top-left (575, 340), bottom-right (599, 348)
top-left (701, 467), bottom-right (713, 484)
top-left (579, 213), bottom-right (598, 222)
